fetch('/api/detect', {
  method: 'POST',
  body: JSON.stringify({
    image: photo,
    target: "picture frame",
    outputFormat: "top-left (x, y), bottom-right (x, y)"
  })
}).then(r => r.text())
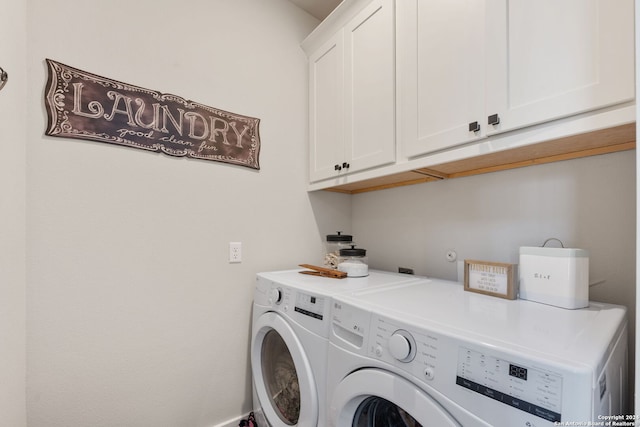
top-left (464, 260), bottom-right (517, 300)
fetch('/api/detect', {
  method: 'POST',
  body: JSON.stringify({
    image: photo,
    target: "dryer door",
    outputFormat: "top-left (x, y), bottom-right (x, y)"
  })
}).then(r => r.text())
top-left (251, 312), bottom-right (318, 426)
top-left (330, 369), bottom-right (460, 426)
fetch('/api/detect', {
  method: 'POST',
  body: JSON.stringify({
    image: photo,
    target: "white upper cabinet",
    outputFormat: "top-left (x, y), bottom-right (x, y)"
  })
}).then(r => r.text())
top-left (398, 0), bottom-right (487, 156)
top-left (485, 0), bottom-right (635, 135)
top-left (400, 0), bottom-right (635, 159)
top-left (307, 0), bottom-right (396, 182)
top-left (309, 34), bottom-right (344, 182)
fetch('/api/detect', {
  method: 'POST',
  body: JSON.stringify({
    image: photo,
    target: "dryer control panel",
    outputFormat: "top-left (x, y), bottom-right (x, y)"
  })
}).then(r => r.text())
top-left (456, 347), bottom-right (563, 423)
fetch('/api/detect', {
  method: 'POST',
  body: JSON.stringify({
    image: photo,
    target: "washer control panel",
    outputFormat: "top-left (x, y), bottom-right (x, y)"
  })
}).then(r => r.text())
top-left (294, 291), bottom-right (325, 320)
top-left (258, 277), bottom-right (332, 338)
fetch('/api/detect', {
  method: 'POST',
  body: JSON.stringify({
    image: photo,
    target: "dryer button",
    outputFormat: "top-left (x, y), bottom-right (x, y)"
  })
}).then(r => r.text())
top-left (375, 345), bottom-right (383, 357)
top-left (424, 367), bottom-right (435, 381)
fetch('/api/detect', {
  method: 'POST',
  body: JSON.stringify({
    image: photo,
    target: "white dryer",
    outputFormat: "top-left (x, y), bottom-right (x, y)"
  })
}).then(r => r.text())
top-left (251, 269), bottom-right (423, 427)
top-left (327, 279), bottom-right (629, 427)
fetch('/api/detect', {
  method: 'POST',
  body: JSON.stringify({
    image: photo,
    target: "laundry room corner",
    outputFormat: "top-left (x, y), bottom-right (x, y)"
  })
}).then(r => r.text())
top-left (308, 190), bottom-right (354, 245)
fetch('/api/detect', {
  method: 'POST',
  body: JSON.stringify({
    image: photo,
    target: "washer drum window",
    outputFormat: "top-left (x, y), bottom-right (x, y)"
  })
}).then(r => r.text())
top-left (261, 330), bottom-right (301, 425)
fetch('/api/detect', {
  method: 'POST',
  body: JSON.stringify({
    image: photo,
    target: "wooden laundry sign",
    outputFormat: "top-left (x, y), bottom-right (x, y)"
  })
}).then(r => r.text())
top-left (44, 59), bottom-right (261, 169)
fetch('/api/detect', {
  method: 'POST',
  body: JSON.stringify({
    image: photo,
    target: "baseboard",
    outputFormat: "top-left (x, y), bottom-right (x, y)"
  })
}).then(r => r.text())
top-left (211, 413), bottom-right (246, 427)
top-left (213, 409), bottom-right (265, 427)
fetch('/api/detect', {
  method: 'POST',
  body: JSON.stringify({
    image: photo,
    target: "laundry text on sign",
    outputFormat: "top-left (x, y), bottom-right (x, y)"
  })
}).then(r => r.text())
top-left (44, 59), bottom-right (261, 169)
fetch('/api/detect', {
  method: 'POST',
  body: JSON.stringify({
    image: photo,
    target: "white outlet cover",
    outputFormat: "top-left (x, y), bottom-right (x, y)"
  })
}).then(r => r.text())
top-left (229, 242), bottom-right (242, 263)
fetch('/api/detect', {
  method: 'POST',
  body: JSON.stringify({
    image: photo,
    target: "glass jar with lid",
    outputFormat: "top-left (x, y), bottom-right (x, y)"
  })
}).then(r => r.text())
top-left (324, 231), bottom-right (353, 269)
top-left (337, 245), bottom-right (368, 277)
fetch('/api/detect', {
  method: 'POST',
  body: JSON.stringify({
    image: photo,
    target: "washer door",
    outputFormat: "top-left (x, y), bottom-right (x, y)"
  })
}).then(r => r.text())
top-left (251, 312), bottom-right (318, 426)
top-left (330, 369), bottom-right (460, 426)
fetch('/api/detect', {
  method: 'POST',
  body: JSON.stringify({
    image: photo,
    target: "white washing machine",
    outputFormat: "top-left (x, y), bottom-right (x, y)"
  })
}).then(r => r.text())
top-left (251, 269), bottom-right (424, 427)
top-left (327, 278), bottom-right (629, 427)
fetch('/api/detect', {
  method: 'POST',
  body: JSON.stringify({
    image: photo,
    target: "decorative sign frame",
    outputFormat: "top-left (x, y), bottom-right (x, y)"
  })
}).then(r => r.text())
top-left (44, 59), bottom-right (260, 169)
top-left (464, 260), bottom-right (517, 300)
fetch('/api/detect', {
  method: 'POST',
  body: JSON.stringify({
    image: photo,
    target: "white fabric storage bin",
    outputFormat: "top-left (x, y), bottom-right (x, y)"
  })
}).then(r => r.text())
top-left (519, 246), bottom-right (589, 309)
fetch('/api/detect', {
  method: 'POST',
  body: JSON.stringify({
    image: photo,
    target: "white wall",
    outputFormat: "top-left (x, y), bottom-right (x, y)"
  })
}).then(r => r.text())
top-left (635, 0), bottom-right (640, 415)
top-left (0, 0), bottom-right (27, 426)
top-left (352, 150), bottom-right (636, 402)
top-left (25, 1), bottom-right (350, 426)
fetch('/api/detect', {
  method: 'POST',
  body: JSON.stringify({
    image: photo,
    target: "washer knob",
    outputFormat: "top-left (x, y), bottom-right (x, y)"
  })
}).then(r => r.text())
top-left (270, 288), bottom-right (283, 304)
top-left (389, 331), bottom-right (414, 361)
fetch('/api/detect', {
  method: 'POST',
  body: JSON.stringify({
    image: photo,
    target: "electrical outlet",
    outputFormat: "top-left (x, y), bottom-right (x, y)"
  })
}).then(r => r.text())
top-left (229, 242), bottom-right (242, 263)
top-left (398, 267), bottom-right (414, 275)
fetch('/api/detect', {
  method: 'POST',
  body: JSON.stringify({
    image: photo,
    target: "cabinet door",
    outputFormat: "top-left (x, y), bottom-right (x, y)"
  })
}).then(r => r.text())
top-left (344, 0), bottom-right (396, 171)
top-left (399, 0), bottom-right (486, 158)
top-left (309, 33), bottom-right (344, 182)
top-left (485, 0), bottom-right (635, 135)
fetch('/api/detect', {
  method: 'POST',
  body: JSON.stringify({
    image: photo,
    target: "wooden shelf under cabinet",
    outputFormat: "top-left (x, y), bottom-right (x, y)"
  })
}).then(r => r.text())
top-left (323, 123), bottom-right (636, 194)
